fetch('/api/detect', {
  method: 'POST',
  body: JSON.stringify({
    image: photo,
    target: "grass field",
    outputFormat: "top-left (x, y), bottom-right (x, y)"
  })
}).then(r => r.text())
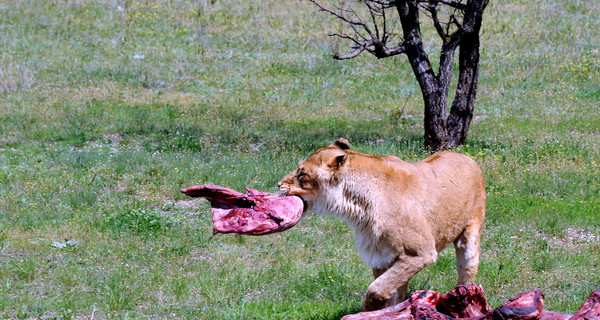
top-left (0, 0), bottom-right (598, 319)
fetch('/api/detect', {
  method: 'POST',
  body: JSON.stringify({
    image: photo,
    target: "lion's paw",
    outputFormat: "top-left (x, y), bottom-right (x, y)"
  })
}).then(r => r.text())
top-left (363, 289), bottom-right (392, 311)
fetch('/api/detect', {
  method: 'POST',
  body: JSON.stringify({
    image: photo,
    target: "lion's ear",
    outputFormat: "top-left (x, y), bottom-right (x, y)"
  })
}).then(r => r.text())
top-left (330, 138), bottom-right (350, 150)
top-left (327, 153), bottom-right (347, 169)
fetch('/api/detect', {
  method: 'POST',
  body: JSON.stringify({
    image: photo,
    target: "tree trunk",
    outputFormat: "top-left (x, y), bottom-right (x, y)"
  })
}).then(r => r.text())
top-left (396, 0), bottom-right (450, 150)
top-left (423, 90), bottom-right (449, 151)
top-left (445, 33), bottom-right (480, 149)
top-left (445, 0), bottom-right (489, 149)
top-left (420, 0), bottom-right (489, 150)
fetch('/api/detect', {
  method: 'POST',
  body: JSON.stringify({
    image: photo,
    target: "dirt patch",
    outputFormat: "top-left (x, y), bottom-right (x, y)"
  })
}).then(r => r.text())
top-left (564, 227), bottom-right (599, 243)
top-left (533, 227), bottom-right (599, 252)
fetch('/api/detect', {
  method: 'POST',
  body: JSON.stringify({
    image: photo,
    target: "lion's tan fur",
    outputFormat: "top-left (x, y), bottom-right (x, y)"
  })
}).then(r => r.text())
top-left (278, 139), bottom-right (486, 311)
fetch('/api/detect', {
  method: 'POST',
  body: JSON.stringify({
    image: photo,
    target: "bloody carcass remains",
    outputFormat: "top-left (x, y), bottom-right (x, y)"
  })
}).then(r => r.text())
top-left (179, 185), bottom-right (304, 235)
top-left (342, 285), bottom-right (600, 320)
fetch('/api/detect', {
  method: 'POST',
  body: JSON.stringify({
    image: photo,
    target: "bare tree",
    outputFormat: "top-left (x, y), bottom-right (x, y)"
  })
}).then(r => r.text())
top-left (310, 0), bottom-right (490, 150)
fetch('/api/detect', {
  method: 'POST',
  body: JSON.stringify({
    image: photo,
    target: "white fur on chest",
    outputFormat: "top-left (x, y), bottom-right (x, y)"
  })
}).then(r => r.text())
top-left (311, 182), bottom-right (396, 270)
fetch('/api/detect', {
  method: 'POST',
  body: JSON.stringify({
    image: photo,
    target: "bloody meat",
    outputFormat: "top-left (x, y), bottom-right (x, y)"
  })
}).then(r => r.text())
top-left (180, 185), bottom-right (304, 235)
top-left (342, 285), bottom-right (599, 320)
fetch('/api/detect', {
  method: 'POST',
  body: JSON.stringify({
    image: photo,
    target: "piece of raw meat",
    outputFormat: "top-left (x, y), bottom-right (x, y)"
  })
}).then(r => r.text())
top-left (180, 185), bottom-right (304, 235)
top-left (541, 311), bottom-right (571, 320)
top-left (342, 285), bottom-right (489, 320)
top-left (340, 293), bottom-right (427, 320)
top-left (409, 290), bottom-right (449, 320)
top-left (570, 290), bottom-right (600, 320)
top-left (483, 289), bottom-right (544, 320)
top-left (342, 285), bottom-right (598, 320)
top-left (437, 284), bottom-right (492, 318)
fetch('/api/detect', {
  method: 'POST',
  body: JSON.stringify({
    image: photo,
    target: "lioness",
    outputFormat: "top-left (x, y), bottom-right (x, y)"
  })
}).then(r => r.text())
top-left (278, 138), bottom-right (486, 311)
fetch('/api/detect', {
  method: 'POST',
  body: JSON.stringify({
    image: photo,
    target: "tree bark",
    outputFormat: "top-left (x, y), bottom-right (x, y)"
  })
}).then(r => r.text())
top-left (398, 0), bottom-right (489, 150)
top-left (396, 1), bottom-right (449, 150)
top-left (445, 0), bottom-right (489, 149)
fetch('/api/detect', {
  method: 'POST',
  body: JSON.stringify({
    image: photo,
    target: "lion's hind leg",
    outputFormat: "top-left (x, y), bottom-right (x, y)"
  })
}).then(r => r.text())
top-left (454, 204), bottom-right (485, 285)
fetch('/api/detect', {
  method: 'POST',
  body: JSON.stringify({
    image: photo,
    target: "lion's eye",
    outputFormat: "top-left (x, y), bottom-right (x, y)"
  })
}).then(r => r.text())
top-left (297, 170), bottom-right (306, 181)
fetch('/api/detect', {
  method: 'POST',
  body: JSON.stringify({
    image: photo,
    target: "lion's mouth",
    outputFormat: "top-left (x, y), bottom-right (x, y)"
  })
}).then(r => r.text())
top-left (278, 188), bottom-right (308, 213)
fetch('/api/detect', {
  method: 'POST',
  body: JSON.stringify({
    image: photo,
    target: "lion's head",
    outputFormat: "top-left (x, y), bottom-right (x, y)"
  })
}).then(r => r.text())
top-left (278, 138), bottom-right (351, 211)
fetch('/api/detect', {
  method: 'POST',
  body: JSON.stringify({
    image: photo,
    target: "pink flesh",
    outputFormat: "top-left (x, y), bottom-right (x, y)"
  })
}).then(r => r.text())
top-left (180, 185), bottom-right (304, 235)
top-left (342, 285), bottom-right (599, 320)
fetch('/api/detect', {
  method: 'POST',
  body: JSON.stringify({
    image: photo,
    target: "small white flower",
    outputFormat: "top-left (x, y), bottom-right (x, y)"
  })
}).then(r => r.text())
top-left (132, 54), bottom-right (145, 59)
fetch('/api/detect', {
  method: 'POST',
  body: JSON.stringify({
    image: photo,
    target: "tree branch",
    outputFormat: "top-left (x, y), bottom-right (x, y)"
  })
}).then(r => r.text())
top-left (330, 32), bottom-right (365, 48)
top-left (381, 2), bottom-right (390, 43)
top-left (449, 12), bottom-right (463, 30)
top-left (311, 0), bottom-right (407, 60)
top-left (381, 43), bottom-right (409, 57)
top-left (308, 0), bottom-right (375, 39)
top-left (423, 2), bottom-right (447, 39)
top-left (334, 40), bottom-right (374, 60)
top-left (367, 0), bottom-right (398, 8)
top-left (331, 37), bottom-right (408, 60)
top-left (418, 0), bottom-right (466, 10)
top-left (363, 0), bottom-right (382, 39)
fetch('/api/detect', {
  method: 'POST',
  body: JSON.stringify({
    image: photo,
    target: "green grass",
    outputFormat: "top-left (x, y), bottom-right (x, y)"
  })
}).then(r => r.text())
top-left (1, 0), bottom-right (598, 319)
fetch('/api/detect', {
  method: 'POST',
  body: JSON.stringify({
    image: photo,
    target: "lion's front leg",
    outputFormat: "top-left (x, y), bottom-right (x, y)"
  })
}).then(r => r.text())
top-left (370, 268), bottom-right (408, 308)
top-left (363, 252), bottom-right (437, 311)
